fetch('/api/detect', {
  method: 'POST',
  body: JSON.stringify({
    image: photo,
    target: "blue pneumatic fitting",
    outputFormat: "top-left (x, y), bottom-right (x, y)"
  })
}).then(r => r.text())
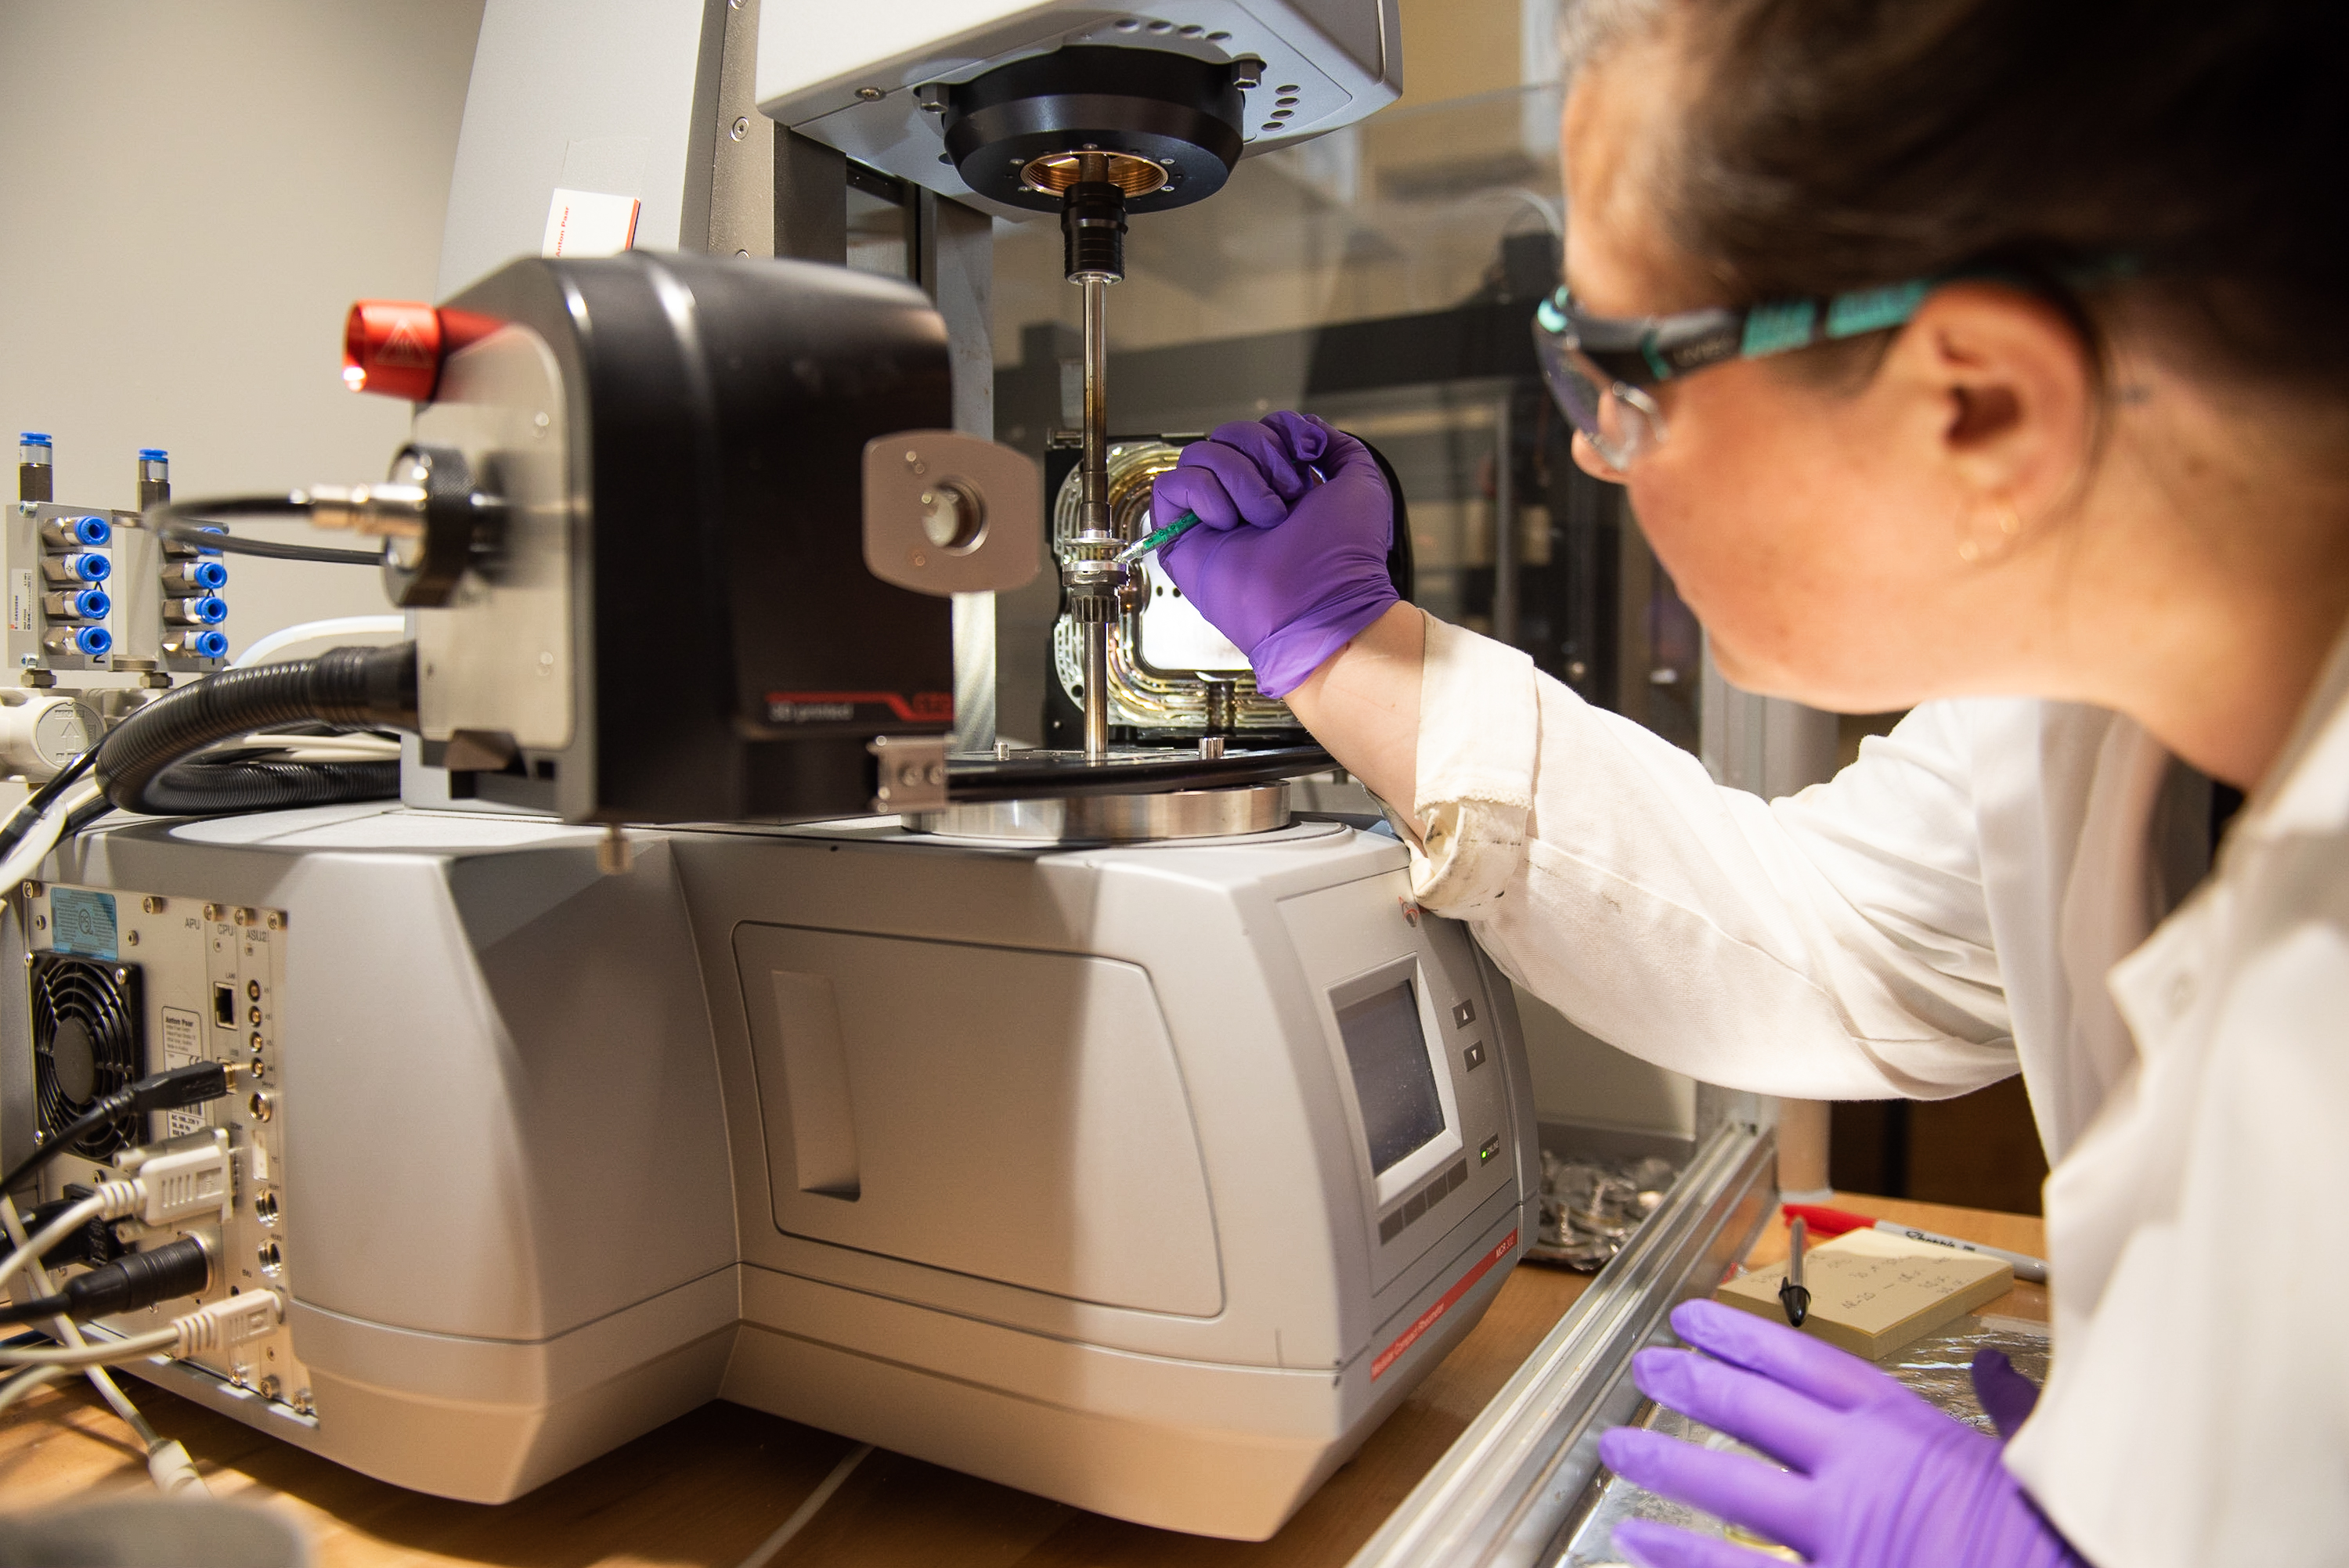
top-left (71, 627), bottom-right (110, 658)
top-left (137, 448), bottom-right (167, 460)
top-left (64, 553), bottom-right (109, 583)
top-left (189, 595), bottom-right (227, 625)
top-left (66, 515), bottom-right (110, 546)
top-left (189, 559), bottom-right (227, 590)
top-left (69, 589), bottom-right (110, 621)
top-left (188, 629), bottom-right (229, 660)
top-left (197, 525), bottom-right (222, 557)
top-left (20, 433), bottom-right (51, 447)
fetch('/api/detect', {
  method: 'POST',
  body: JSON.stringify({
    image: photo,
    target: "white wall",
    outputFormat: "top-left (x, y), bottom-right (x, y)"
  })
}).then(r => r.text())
top-left (0, 0), bottom-right (486, 656)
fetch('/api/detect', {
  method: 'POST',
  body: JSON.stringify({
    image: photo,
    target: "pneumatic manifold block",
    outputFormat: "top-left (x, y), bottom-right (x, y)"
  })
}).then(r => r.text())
top-left (110, 449), bottom-right (229, 675)
top-left (10, 431), bottom-right (115, 675)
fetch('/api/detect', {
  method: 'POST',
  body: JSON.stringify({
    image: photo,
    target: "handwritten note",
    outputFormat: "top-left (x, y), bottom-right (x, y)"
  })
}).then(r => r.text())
top-left (1716, 1227), bottom-right (2013, 1359)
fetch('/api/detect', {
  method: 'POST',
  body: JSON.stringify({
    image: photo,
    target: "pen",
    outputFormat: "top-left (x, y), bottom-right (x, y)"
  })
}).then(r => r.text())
top-left (1779, 1215), bottom-right (1810, 1328)
top-left (1112, 510), bottom-right (1200, 567)
top-left (1781, 1202), bottom-right (2049, 1285)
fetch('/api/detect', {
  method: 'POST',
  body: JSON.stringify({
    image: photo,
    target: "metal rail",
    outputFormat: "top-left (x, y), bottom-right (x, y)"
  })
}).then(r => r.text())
top-left (1346, 1119), bottom-right (1777, 1568)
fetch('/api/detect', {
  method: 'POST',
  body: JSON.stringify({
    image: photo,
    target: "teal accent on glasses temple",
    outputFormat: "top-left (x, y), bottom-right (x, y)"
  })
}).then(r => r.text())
top-left (1823, 279), bottom-right (1935, 339)
top-left (1546, 254), bottom-right (2139, 395)
top-left (1737, 299), bottom-right (1820, 357)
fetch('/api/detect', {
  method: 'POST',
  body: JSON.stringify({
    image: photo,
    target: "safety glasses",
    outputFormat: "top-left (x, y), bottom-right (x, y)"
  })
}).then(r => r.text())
top-left (1532, 279), bottom-right (1936, 469)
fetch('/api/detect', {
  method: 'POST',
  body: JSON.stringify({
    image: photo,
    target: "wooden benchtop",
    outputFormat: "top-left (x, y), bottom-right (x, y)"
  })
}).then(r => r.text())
top-left (0, 1192), bottom-right (2043, 1566)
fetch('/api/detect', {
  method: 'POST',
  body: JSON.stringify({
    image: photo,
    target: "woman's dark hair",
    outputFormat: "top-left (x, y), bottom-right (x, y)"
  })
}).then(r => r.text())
top-left (1564, 0), bottom-right (2349, 391)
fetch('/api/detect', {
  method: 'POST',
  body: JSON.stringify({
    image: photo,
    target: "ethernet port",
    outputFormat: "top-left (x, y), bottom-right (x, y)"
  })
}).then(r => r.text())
top-left (212, 983), bottom-right (236, 1028)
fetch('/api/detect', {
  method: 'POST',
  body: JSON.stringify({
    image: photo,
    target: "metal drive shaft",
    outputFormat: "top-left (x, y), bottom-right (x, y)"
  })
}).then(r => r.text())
top-left (1057, 155), bottom-right (1131, 764)
top-left (1081, 274), bottom-right (1113, 760)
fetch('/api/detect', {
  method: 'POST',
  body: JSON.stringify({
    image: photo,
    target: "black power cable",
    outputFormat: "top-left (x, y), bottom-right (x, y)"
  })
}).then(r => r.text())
top-left (146, 496), bottom-right (381, 566)
top-left (0, 1235), bottom-right (211, 1327)
top-left (0, 1062), bottom-right (236, 1196)
top-left (0, 750), bottom-right (96, 860)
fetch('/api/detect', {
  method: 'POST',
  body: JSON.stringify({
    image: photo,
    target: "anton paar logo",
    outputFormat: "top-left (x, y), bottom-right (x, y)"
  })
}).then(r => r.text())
top-left (763, 691), bottom-right (954, 725)
top-left (768, 699), bottom-right (856, 723)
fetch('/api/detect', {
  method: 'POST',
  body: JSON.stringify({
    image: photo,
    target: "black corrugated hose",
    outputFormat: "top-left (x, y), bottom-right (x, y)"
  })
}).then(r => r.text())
top-left (95, 643), bottom-right (417, 817)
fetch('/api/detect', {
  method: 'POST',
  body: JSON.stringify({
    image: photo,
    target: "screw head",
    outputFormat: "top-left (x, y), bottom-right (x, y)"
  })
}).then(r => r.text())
top-left (731, 115), bottom-right (750, 141)
top-left (855, 85), bottom-right (885, 102)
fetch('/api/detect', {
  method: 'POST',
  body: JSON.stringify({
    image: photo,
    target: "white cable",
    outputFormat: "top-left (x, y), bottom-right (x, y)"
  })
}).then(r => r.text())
top-left (0, 1364), bottom-right (67, 1417)
top-left (0, 1324), bottom-right (178, 1366)
top-left (232, 615), bottom-right (405, 669)
top-left (0, 778), bottom-right (104, 893)
top-left (227, 731), bottom-right (402, 763)
top-left (0, 1292), bottom-right (280, 1368)
top-left (733, 1442), bottom-right (875, 1568)
top-left (0, 1196), bottom-right (206, 1494)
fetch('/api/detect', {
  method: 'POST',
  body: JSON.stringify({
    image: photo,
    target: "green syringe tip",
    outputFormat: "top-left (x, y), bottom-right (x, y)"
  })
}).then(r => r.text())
top-left (1113, 510), bottom-right (1201, 566)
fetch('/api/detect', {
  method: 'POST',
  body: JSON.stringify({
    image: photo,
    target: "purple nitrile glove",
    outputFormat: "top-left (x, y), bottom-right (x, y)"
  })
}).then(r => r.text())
top-left (1970, 1348), bottom-right (2041, 1441)
top-left (1597, 1300), bottom-right (2085, 1568)
top-left (1149, 411), bottom-right (1398, 698)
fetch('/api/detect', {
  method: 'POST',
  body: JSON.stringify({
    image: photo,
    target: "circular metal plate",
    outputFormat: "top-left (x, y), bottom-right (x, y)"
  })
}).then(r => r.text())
top-left (907, 781), bottom-right (1288, 844)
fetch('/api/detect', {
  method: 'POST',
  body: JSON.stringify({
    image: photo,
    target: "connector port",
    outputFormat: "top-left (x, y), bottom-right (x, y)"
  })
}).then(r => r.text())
top-left (213, 984), bottom-right (236, 1027)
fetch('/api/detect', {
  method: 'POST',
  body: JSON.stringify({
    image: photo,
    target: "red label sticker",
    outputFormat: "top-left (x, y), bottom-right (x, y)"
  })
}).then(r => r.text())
top-left (1372, 1229), bottom-right (1518, 1379)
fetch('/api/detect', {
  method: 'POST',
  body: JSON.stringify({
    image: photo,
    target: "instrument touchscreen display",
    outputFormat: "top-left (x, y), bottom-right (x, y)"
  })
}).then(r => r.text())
top-left (1336, 980), bottom-right (1445, 1174)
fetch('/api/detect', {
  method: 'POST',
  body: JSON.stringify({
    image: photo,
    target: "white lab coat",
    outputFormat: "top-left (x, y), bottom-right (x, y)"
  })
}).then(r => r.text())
top-left (1406, 610), bottom-right (2349, 1566)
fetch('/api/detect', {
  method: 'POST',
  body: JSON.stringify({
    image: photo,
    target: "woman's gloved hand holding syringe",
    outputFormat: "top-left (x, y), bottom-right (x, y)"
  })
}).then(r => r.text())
top-left (1150, 411), bottom-right (1402, 696)
top-left (1153, 412), bottom-right (2084, 1568)
top-left (1151, 412), bottom-right (1429, 826)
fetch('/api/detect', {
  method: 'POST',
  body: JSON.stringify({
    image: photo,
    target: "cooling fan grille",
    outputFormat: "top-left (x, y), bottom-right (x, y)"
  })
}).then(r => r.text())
top-left (30, 954), bottom-right (143, 1161)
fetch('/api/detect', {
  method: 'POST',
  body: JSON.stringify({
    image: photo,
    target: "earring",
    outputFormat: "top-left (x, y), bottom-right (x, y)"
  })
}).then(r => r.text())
top-left (1957, 498), bottom-right (2026, 564)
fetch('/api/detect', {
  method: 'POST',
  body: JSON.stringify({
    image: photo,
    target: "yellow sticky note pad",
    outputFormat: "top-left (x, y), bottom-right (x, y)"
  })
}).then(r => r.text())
top-left (1715, 1227), bottom-right (2012, 1360)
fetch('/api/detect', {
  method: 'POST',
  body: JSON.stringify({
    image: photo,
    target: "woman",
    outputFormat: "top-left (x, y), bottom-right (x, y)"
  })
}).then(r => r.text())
top-left (1149, 2), bottom-right (2349, 1563)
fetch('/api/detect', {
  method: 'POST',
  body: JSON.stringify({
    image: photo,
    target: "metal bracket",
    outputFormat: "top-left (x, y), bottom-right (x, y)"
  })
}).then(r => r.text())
top-left (862, 431), bottom-right (1040, 597)
top-left (868, 734), bottom-right (948, 813)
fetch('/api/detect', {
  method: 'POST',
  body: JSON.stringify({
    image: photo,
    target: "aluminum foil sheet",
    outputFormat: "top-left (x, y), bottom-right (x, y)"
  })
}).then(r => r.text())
top-left (1530, 1152), bottom-right (1681, 1271)
top-left (1556, 1314), bottom-right (2052, 1565)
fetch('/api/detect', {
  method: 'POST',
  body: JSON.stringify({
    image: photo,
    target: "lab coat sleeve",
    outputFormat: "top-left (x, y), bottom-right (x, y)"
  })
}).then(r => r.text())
top-left (1409, 611), bottom-right (2019, 1100)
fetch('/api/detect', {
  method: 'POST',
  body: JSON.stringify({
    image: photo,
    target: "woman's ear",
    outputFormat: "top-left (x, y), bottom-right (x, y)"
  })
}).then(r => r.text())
top-left (1883, 283), bottom-right (2097, 523)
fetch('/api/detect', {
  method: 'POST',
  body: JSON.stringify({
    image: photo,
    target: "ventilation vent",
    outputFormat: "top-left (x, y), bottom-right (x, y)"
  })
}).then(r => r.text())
top-left (31, 955), bottom-right (143, 1161)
